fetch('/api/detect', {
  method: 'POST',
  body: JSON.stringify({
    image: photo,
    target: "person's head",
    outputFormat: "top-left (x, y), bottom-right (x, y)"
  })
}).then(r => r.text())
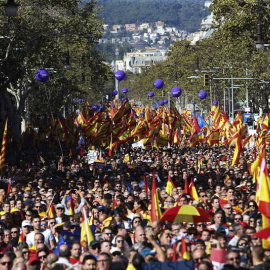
top-left (59, 244), bottom-right (71, 258)
top-left (0, 255), bottom-right (12, 270)
top-left (132, 253), bottom-right (145, 270)
top-left (211, 197), bottom-right (219, 210)
top-left (132, 217), bottom-right (142, 228)
top-left (37, 249), bottom-right (48, 264)
top-left (97, 252), bottom-right (111, 270)
top-left (152, 220), bottom-right (162, 235)
top-left (102, 227), bottom-right (113, 241)
top-left (71, 242), bottom-right (81, 259)
top-left (3, 230), bottom-right (11, 244)
top-left (223, 204), bottom-right (232, 216)
top-left (171, 222), bottom-right (181, 236)
top-left (3, 201), bottom-right (10, 213)
top-left (201, 229), bottom-right (211, 241)
top-left (31, 215), bottom-right (41, 231)
top-left (213, 212), bottom-right (223, 226)
top-left (10, 227), bottom-right (19, 239)
top-left (232, 223), bottom-right (244, 237)
top-left (135, 226), bottom-right (146, 243)
top-left (83, 254), bottom-right (97, 270)
top-left (252, 245), bottom-right (264, 263)
top-left (34, 232), bottom-right (44, 246)
top-left (115, 235), bottom-right (124, 249)
top-left (197, 261), bottom-right (213, 270)
top-left (226, 250), bottom-right (240, 268)
top-left (100, 241), bottom-right (112, 253)
top-left (192, 249), bottom-right (207, 267)
top-left (233, 214), bottom-right (243, 224)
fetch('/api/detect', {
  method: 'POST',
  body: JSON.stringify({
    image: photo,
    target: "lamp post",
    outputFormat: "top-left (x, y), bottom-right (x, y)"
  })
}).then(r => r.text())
top-left (4, 0), bottom-right (19, 16)
top-left (115, 48), bottom-right (119, 99)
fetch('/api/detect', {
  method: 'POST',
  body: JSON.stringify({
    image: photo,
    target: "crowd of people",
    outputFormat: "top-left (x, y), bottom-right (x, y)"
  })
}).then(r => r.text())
top-left (0, 143), bottom-right (268, 270)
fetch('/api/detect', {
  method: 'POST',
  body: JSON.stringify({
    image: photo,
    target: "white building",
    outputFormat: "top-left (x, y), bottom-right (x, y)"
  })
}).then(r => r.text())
top-left (123, 48), bottom-right (167, 73)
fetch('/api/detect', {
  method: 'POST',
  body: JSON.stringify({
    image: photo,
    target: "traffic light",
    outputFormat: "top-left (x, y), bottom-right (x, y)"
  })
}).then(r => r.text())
top-left (204, 74), bottom-right (209, 86)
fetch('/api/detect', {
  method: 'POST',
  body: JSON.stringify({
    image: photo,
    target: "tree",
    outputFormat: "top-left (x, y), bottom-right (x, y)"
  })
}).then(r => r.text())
top-left (0, 0), bottom-right (112, 144)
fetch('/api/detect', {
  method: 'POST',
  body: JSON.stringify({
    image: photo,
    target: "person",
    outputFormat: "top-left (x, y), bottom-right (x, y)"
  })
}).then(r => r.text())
top-left (97, 252), bottom-right (111, 270)
top-left (228, 224), bottom-right (245, 247)
top-left (82, 254), bottom-right (97, 270)
top-left (26, 215), bottom-right (56, 250)
top-left (55, 244), bottom-right (73, 268)
top-left (69, 242), bottom-right (81, 265)
top-left (0, 254), bottom-right (12, 270)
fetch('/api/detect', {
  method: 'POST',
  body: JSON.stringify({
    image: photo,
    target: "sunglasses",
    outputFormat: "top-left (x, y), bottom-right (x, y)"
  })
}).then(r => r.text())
top-left (228, 257), bottom-right (240, 261)
top-left (117, 240), bottom-right (124, 243)
top-left (1, 262), bottom-right (11, 266)
top-left (38, 255), bottom-right (47, 259)
top-left (11, 231), bottom-right (18, 234)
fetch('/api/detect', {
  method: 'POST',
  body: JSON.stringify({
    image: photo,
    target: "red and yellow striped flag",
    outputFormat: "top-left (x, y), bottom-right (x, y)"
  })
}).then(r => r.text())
top-left (0, 119), bottom-right (8, 172)
top-left (69, 192), bottom-right (74, 216)
top-left (181, 238), bottom-right (190, 260)
top-left (150, 171), bottom-right (162, 224)
top-left (231, 130), bottom-right (242, 166)
top-left (189, 178), bottom-right (198, 201)
top-left (81, 207), bottom-right (94, 250)
top-left (47, 202), bottom-right (55, 219)
top-left (165, 176), bottom-right (175, 196)
top-left (256, 147), bottom-right (270, 248)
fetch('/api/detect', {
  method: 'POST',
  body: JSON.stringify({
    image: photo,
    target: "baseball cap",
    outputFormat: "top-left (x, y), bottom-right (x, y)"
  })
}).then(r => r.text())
top-left (110, 247), bottom-right (122, 255)
top-left (140, 247), bottom-right (156, 257)
top-left (89, 240), bottom-right (100, 249)
top-left (22, 220), bottom-right (31, 227)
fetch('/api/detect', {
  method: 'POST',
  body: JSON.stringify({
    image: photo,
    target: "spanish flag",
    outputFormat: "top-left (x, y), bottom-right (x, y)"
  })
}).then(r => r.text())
top-left (81, 207), bottom-right (94, 250)
top-left (189, 178), bottom-right (198, 200)
top-left (181, 238), bottom-right (190, 260)
top-left (256, 147), bottom-right (270, 248)
top-left (69, 192), bottom-right (74, 216)
top-left (47, 202), bottom-right (55, 219)
top-left (150, 171), bottom-right (162, 224)
top-left (165, 176), bottom-right (175, 196)
top-left (231, 130), bottom-right (242, 166)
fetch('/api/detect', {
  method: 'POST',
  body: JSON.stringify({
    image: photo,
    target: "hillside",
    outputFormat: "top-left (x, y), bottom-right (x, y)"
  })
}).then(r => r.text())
top-left (83, 0), bottom-right (210, 33)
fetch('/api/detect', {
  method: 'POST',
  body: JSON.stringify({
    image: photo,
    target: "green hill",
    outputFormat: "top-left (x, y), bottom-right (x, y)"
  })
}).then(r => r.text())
top-left (83, 0), bottom-right (210, 32)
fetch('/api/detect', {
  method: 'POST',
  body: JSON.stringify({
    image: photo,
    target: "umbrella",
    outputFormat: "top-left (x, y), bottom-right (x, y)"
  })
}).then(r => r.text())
top-left (160, 205), bottom-right (212, 223)
top-left (253, 227), bottom-right (270, 240)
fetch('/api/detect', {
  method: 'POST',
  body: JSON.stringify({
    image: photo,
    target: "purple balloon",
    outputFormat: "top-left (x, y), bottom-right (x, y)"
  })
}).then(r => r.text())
top-left (159, 100), bottom-right (164, 106)
top-left (121, 98), bottom-right (126, 102)
top-left (199, 90), bottom-right (207, 100)
top-left (36, 69), bottom-right (49, 83)
top-left (92, 104), bottom-right (99, 111)
top-left (154, 79), bottom-right (164, 89)
top-left (171, 87), bottom-right (182, 98)
top-left (164, 99), bottom-right (168, 104)
top-left (122, 87), bottom-right (128, 94)
top-left (213, 100), bottom-right (218, 106)
top-left (115, 70), bottom-right (126, 81)
top-left (112, 90), bottom-right (118, 96)
top-left (148, 91), bottom-right (154, 98)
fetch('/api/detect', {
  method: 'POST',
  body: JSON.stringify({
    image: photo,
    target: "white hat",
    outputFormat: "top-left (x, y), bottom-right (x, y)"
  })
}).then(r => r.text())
top-left (110, 247), bottom-right (122, 255)
top-left (56, 204), bottom-right (64, 209)
top-left (22, 220), bottom-right (31, 227)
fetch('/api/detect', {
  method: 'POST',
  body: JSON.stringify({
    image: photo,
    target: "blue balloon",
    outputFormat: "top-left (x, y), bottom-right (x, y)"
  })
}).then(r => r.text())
top-left (154, 79), bottom-right (164, 89)
top-left (213, 100), bottom-right (218, 106)
top-left (92, 104), bottom-right (99, 111)
top-left (122, 87), bottom-right (128, 94)
top-left (199, 90), bottom-right (207, 100)
top-left (159, 100), bottom-right (164, 106)
top-left (148, 91), bottom-right (154, 98)
top-left (36, 69), bottom-right (49, 83)
top-left (115, 70), bottom-right (126, 81)
top-left (171, 87), bottom-right (182, 97)
top-left (164, 99), bottom-right (168, 104)
top-left (112, 90), bottom-right (118, 96)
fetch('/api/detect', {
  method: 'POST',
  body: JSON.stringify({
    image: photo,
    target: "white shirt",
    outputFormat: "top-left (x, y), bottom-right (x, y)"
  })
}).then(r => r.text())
top-left (26, 229), bottom-right (55, 249)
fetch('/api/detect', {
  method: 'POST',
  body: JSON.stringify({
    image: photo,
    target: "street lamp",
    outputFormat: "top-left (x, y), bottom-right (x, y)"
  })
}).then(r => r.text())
top-left (4, 0), bottom-right (19, 16)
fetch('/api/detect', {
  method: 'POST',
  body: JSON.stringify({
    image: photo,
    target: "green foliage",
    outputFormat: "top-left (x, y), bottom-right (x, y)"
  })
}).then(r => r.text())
top-left (0, 0), bottom-right (112, 118)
